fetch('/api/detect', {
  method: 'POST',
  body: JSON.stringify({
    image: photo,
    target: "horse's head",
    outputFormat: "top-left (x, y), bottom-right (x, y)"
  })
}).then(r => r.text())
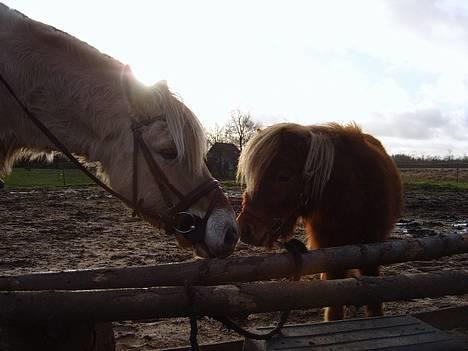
top-left (237, 123), bottom-right (334, 248)
top-left (105, 66), bottom-right (239, 258)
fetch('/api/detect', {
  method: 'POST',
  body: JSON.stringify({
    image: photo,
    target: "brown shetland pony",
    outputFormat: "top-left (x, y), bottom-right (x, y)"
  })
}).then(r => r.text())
top-left (237, 122), bottom-right (403, 321)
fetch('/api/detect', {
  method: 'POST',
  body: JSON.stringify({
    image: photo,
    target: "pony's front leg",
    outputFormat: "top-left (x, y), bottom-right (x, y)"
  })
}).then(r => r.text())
top-left (361, 265), bottom-right (384, 317)
top-left (321, 271), bottom-right (346, 321)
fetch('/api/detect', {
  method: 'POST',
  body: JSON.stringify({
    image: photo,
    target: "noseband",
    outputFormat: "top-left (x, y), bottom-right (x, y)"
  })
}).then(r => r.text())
top-left (0, 71), bottom-right (221, 244)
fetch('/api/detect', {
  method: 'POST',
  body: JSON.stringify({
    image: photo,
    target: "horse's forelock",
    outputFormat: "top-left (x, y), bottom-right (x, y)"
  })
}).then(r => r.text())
top-left (155, 87), bottom-right (206, 175)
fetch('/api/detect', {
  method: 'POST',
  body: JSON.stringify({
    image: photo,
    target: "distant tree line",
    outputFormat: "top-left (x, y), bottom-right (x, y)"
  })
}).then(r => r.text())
top-left (392, 154), bottom-right (468, 168)
top-left (12, 124), bottom-right (467, 171)
top-left (14, 152), bottom-right (468, 170)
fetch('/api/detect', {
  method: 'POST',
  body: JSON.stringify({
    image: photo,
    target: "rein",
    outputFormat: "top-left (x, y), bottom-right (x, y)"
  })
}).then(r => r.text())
top-left (187, 238), bottom-right (308, 349)
top-left (0, 71), bottom-right (220, 243)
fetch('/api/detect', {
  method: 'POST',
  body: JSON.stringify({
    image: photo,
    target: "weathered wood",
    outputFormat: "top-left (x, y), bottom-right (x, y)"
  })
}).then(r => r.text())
top-left (139, 308), bottom-right (468, 351)
top-left (160, 340), bottom-right (243, 351)
top-left (413, 306), bottom-right (468, 330)
top-left (0, 233), bottom-right (466, 290)
top-left (243, 315), bottom-right (465, 351)
top-left (0, 270), bottom-right (466, 323)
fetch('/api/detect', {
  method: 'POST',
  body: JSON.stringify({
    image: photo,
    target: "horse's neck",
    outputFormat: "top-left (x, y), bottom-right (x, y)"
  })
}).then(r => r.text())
top-left (0, 4), bottom-right (128, 164)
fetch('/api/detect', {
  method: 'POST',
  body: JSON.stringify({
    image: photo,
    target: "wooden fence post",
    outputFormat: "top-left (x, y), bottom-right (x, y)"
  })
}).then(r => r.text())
top-left (0, 322), bottom-right (115, 351)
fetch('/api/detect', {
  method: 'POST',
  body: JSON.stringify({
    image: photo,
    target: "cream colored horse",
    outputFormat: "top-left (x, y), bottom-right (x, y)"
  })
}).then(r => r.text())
top-left (0, 3), bottom-right (238, 258)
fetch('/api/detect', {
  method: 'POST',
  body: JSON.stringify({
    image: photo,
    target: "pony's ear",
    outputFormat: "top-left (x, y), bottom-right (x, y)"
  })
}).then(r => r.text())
top-left (120, 64), bottom-right (151, 112)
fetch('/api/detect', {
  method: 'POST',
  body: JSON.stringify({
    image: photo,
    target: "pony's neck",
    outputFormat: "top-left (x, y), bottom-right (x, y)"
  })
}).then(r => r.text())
top-left (0, 4), bottom-right (130, 170)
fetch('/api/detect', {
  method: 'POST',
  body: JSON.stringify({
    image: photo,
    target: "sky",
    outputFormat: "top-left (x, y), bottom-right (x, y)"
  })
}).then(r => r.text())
top-left (3, 0), bottom-right (468, 157)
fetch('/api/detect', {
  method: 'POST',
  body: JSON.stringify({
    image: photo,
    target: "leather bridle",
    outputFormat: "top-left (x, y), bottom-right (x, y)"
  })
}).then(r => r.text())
top-left (129, 117), bottom-right (224, 241)
top-left (0, 71), bottom-right (222, 244)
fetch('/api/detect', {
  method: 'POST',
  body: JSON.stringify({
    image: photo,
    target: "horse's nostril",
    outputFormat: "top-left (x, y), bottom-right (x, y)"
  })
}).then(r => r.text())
top-left (224, 227), bottom-right (238, 247)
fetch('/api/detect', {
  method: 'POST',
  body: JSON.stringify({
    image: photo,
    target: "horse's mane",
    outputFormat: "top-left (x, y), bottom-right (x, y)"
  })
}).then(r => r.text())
top-left (238, 123), bottom-right (362, 202)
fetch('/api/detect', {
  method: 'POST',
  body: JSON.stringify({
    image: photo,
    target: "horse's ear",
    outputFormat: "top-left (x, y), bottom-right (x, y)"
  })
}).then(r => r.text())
top-left (154, 80), bottom-right (169, 91)
top-left (120, 64), bottom-right (149, 111)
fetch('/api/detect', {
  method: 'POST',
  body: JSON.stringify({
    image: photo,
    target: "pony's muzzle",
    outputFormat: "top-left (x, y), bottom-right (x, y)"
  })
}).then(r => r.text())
top-left (239, 223), bottom-right (262, 246)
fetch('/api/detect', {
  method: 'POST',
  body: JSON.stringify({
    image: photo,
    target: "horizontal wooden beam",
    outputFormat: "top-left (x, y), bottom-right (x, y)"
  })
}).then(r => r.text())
top-left (0, 233), bottom-right (466, 290)
top-left (160, 340), bottom-right (243, 351)
top-left (0, 270), bottom-right (467, 323)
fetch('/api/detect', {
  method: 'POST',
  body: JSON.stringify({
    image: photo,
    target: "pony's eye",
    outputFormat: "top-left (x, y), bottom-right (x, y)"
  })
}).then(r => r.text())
top-left (159, 149), bottom-right (178, 160)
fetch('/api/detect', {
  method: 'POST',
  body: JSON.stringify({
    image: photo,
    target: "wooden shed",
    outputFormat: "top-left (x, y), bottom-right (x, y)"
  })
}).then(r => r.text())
top-left (207, 142), bottom-right (240, 179)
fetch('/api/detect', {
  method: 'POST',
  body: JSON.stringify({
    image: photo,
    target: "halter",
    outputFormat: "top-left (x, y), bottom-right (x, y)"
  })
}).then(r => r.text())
top-left (240, 202), bottom-right (301, 240)
top-left (0, 71), bottom-right (222, 244)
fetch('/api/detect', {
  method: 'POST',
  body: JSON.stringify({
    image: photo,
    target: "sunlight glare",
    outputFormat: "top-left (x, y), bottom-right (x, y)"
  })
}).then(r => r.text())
top-left (131, 62), bottom-right (165, 87)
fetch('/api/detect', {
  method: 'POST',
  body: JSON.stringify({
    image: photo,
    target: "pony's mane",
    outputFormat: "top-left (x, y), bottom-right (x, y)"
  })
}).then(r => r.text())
top-left (302, 130), bottom-right (334, 205)
top-left (154, 88), bottom-right (207, 175)
top-left (238, 123), bottom-right (361, 203)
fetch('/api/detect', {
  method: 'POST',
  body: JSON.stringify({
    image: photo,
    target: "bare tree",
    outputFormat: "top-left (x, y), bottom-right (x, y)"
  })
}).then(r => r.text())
top-left (206, 123), bottom-right (227, 147)
top-left (225, 109), bottom-right (261, 151)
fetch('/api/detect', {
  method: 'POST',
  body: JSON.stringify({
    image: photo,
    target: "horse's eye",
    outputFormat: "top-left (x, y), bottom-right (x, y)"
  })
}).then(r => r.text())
top-left (160, 149), bottom-right (178, 160)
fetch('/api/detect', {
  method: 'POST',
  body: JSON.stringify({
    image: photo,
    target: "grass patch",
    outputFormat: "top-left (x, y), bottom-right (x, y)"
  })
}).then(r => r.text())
top-left (7, 169), bottom-right (466, 192)
top-left (404, 180), bottom-right (468, 191)
top-left (4, 168), bottom-right (94, 188)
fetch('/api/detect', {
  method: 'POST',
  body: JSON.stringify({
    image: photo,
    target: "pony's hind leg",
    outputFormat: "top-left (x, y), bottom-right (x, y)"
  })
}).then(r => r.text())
top-left (321, 270), bottom-right (347, 321)
top-left (361, 265), bottom-right (384, 317)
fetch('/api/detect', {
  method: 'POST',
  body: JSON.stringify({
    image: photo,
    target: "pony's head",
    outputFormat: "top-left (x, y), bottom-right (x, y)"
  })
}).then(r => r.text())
top-left (237, 123), bottom-right (334, 248)
top-left (105, 66), bottom-right (239, 258)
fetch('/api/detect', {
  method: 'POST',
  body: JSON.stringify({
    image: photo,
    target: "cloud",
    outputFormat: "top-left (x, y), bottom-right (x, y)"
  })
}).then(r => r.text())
top-left (381, 0), bottom-right (468, 75)
top-left (386, 0), bottom-right (468, 52)
top-left (366, 108), bottom-right (444, 139)
top-left (364, 107), bottom-right (468, 156)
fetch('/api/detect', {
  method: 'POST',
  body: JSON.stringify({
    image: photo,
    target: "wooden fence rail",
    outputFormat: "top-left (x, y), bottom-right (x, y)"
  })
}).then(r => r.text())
top-left (0, 270), bottom-right (467, 323)
top-left (0, 233), bottom-right (466, 291)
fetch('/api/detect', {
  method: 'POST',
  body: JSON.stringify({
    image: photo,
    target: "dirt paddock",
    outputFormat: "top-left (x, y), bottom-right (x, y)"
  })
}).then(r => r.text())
top-left (0, 184), bottom-right (467, 350)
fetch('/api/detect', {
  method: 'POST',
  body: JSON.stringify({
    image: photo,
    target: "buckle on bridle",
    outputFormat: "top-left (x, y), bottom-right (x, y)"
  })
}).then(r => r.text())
top-left (174, 212), bottom-right (205, 243)
top-left (174, 212), bottom-right (197, 234)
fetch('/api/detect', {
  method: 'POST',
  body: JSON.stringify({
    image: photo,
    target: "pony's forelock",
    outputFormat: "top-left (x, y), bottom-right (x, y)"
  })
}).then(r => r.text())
top-left (237, 123), bottom-right (302, 196)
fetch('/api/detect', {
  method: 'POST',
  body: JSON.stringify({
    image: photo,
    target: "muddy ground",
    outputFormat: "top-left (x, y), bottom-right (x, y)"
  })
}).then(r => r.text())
top-left (0, 185), bottom-right (467, 350)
